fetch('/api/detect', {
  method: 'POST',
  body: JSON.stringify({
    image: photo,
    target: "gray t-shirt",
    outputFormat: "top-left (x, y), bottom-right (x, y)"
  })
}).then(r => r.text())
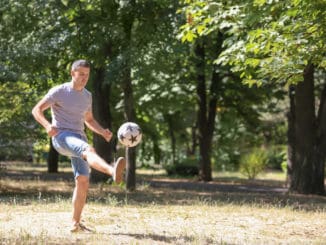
top-left (44, 82), bottom-right (92, 133)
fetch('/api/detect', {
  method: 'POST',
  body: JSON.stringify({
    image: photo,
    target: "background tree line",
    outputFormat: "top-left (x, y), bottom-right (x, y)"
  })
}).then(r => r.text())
top-left (0, 0), bottom-right (324, 194)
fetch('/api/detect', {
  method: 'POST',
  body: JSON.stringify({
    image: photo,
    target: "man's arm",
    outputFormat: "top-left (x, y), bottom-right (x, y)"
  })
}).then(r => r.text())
top-left (85, 110), bottom-right (112, 142)
top-left (32, 97), bottom-right (58, 137)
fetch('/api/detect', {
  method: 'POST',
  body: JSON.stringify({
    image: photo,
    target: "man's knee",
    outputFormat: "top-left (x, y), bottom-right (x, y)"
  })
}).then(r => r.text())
top-left (76, 175), bottom-right (89, 188)
top-left (82, 146), bottom-right (96, 160)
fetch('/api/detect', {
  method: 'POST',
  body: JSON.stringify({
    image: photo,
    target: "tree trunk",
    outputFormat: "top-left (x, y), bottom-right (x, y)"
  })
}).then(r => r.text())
top-left (153, 139), bottom-right (161, 165)
top-left (121, 6), bottom-right (137, 191)
top-left (91, 67), bottom-right (113, 183)
top-left (286, 85), bottom-right (296, 187)
top-left (189, 123), bottom-right (197, 156)
top-left (314, 81), bottom-right (326, 194)
top-left (123, 68), bottom-right (137, 190)
top-left (122, 66), bottom-right (136, 189)
top-left (47, 138), bottom-right (58, 173)
top-left (194, 40), bottom-right (209, 181)
top-left (166, 114), bottom-right (176, 165)
top-left (290, 64), bottom-right (325, 194)
top-left (194, 34), bottom-right (221, 181)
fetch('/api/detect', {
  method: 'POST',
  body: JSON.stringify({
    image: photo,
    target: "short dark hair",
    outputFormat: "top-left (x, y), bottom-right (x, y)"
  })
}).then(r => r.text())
top-left (71, 59), bottom-right (90, 71)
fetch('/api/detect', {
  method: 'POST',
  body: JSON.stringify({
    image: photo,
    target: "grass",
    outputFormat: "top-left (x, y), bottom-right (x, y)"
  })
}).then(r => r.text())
top-left (0, 162), bottom-right (325, 244)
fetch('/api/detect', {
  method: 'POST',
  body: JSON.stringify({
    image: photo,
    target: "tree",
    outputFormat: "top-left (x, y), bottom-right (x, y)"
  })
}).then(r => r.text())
top-left (0, 81), bottom-right (37, 161)
top-left (179, 0), bottom-right (326, 194)
top-left (179, 1), bottom-right (275, 181)
top-left (191, 35), bottom-right (222, 181)
top-left (47, 139), bottom-right (59, 173)
top-left (1, 0), bottom-right (188, 189)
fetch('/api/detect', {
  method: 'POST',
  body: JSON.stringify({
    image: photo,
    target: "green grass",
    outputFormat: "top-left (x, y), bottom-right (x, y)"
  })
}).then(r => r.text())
top-left (0, 162), bottom-right (325, 244)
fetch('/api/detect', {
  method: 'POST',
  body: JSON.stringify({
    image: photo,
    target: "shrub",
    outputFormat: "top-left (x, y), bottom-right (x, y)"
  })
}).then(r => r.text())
top-left (32, 141), bottom-right (49, 163)
top-left (239, 148), bottom-right (268, 180)
top-left (266, 145), bottom-right (287, 170)
top-left (281, 161), bottom-right (287, 173)
top-left (0, 162), bottom-right (6, 173)
top-left (164, 157), bottom-right (199, 177)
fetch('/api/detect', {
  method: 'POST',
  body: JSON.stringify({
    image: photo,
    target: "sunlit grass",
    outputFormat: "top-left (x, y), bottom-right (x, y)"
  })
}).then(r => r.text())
top-left (0, 162), bottom-right (325, 244)
top-left (1, 196), bottom-right (325, 245)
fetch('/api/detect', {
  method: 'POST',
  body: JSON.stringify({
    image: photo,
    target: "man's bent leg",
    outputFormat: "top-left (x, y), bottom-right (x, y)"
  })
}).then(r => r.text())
top-left (82, 147), bottom-right (126, 184)
top-left (82, 147), bottom-right (114, 175)
top-left (52, 132), bottom-right (125, 182)
top-left (71, 175), bottom-right (89, 231)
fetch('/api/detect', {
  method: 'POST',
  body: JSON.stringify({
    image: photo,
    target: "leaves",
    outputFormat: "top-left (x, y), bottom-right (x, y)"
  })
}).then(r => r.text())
top-left (61, 0), bottom-right (68, 7)
top-left (181, 31), bottom-right (197, 42)
top-left (179, 0), bottom-right (326, 86)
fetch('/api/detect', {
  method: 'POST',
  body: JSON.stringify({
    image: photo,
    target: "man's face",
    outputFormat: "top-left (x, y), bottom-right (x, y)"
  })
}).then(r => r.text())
top-left (71, 67), bottom-right (90, 89)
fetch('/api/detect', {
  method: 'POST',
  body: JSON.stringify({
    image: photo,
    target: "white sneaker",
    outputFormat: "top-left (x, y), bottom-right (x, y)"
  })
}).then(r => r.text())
top-left (113, 157), bottom-right (126, 184)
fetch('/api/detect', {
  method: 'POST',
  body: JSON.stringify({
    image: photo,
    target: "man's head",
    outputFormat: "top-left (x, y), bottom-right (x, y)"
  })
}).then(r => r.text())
top-left (70, 59), bottom-right (90, 90)
top-left (71, 59), bottom-right (90, 71)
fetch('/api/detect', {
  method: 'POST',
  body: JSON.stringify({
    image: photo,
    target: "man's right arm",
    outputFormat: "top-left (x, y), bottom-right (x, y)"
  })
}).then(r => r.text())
top-left (32, 97), bottom-right (58, 137)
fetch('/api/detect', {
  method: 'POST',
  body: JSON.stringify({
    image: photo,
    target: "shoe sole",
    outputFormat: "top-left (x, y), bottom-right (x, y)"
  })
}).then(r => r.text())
top-left (114, 157), bottom-right (126, 184)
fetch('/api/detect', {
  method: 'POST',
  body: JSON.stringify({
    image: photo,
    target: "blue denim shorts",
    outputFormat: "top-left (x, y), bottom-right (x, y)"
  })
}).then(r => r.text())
top-left (52, 131), bottom-right (90, 178)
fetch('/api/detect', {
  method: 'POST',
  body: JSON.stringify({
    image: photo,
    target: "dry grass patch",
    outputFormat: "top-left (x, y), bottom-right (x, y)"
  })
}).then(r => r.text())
top-left (0, 163), bottom-right (325, 244)
top-left (1, 198), bottom-right (325, 245)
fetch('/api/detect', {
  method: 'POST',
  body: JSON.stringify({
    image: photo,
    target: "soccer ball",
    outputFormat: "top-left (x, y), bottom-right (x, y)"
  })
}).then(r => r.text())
top-left (117, 122), bottom-right (142, 147)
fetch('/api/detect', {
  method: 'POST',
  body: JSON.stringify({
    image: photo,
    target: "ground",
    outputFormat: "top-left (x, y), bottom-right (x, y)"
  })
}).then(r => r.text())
top-left (0, 162), bottom-right (325, 244)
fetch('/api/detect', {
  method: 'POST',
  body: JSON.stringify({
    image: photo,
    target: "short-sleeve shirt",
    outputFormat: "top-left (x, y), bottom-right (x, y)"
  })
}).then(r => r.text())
top-left (44, 82), bottom-right (92, 133)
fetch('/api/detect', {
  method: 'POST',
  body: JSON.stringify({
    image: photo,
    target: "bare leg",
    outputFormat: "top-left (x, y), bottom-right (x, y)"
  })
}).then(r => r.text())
top-left (72, 175), bottom-right (89, 226)
top-left (82, 147), bottom-right (114, 176)
top-left (82, 147), bottom-right (126, 184)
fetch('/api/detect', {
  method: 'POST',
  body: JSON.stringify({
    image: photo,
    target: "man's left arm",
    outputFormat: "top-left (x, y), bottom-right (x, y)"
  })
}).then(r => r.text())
top-left (85, 110), bottom-right (112, 142)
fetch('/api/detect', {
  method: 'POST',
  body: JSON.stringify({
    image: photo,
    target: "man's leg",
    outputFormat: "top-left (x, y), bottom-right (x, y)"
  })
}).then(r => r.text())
top-left (53, 132), bottom-right (125, 183)
top-left (82, 147), bottom-right (126, 183)
top-left (82, 147), bottom-right (113, 175)
top-left (71, 175), bottom-right (89, 230)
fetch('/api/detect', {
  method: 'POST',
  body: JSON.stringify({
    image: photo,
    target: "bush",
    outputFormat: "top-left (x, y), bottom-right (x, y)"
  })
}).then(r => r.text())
top-left (266, 145), bottom-right (287, 170)
top-left (239, 148), bottom-right (268, 180)
top-left (164, 157), bottom-right (199, 177)
top-left (0, 143), bottom-right (32, 162)
top-left (281, 161), bottom-right (287, 173)
top-left (0, 162), bottom-right (6, 173)
top-left (32, 141), bottom-right (49, 163)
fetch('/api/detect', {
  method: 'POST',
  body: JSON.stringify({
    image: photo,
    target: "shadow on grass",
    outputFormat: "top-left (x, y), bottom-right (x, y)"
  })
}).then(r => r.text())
top-left (1, 165), bottom-right (325, 212)
top-left (0, 168), bottom-right (74, 181)
top-left (108, 232), bottom-right (199, 244)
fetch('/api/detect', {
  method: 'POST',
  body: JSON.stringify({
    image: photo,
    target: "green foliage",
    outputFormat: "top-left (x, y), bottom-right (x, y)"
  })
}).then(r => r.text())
top-left (0, 162), bottom-right (6, 175)
top-left (0, 0), bottom-right (186, 167)
top-left (32, 141), bottom-right (49, 164)
top-left (0, 0), bottom-right (308, 184)
top-left (178, 1), bottom-right (240, 42)
top-left (281, 161), bottom-right (288, 174)
top-left (265, 145), bottom-right (287, 170)
top-left (213, 109), bottom-right (263, 171)
top-left (179, 0), bottom-right (326, 86)
top-left (0, 81), bottom-right (39, 161)
top-left (164, 156), bottom-right (199, 177)
top-left (239, 148), bottom-right (268, 179)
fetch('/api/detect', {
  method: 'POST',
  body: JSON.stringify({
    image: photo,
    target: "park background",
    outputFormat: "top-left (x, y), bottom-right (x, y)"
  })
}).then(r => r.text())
top-left (0, 1), bottom-right (325, 244)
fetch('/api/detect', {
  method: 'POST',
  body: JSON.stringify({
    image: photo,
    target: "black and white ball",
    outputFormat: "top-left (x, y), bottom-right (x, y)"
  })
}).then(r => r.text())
top-left (117, 122), bottom-right (142, 147)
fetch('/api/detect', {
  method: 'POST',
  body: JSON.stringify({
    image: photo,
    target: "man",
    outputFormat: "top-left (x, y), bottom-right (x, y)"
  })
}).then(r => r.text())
top-left (32, 59), bottom-right (125, 232)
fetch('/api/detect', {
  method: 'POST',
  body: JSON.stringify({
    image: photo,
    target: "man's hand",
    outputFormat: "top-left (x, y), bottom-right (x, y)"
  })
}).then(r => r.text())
top-left (46, 125), bottom-right (59, 137)
top-left (101, 128), bottom-right (113, 142)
